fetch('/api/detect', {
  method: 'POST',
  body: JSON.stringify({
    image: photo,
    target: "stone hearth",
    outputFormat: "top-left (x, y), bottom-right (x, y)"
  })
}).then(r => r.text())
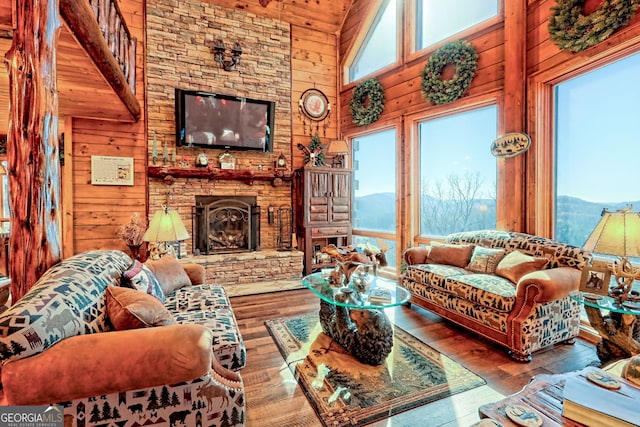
top-left (180, 249), bottom-right (303, 286)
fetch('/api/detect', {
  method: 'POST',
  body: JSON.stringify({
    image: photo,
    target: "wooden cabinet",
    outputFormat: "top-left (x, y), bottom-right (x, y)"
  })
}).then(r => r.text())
top-left (294, 167), bottom-right (352, 274)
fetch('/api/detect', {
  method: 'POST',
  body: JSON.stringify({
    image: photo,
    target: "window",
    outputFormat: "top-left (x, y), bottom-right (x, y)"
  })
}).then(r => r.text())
top-left (352, 129), bottom-right (397, 269)
top-left (418, 105), bottom-right (497, 237)
top-left (349, 0), bottom-right (397, 82)
top-left (555, 52), bottom-right (640, 249)
top-left (415, 0), bottom-right (498, 50)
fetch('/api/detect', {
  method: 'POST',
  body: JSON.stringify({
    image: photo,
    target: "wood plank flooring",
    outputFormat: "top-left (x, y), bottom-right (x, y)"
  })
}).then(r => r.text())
top-left (230, 289), bottom-right (601, 427)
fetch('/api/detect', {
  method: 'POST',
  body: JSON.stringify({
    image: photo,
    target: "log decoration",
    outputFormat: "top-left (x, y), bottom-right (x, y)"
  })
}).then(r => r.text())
top-left (548, 0), bottom-right (640, 53)
top-left (420, 40), bottom-right (478, 106)
top-left (6, 0), bottom-right (63, 301)
top-left (349, 78), bottom-right (385, 126)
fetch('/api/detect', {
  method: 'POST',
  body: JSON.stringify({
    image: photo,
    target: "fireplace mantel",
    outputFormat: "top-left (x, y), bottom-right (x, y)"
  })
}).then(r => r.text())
top-left (148, 166), bottom-right (294, 186)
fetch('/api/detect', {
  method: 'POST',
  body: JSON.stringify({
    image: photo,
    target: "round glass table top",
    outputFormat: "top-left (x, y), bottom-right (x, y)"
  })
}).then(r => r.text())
top-left (569, 291), bottom-right (640, 315)
top-left (302, 272), bottom-right (411, 309)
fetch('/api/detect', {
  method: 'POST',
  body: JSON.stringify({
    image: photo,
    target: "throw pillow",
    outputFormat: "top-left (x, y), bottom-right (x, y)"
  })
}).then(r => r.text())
top-left (145, 255), bottom-right (192, 295)
top-left (466, 246), bottom-right (506, 274)
top-left (105, 286), bottom-right (176, 330)
top-left (495, 251), bottom-right (549, 284)
top-left (121, 260), bottom-right (165, 303)
top-left (427, 241), bottom-right (475, 268)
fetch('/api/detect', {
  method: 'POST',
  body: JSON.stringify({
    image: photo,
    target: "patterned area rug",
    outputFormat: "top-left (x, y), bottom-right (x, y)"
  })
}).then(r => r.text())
top-left (265, 315), bottom-right (486, 427)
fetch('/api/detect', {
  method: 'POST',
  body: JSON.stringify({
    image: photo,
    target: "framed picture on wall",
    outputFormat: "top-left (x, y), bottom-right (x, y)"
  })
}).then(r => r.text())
top-left (579, 265), bottom-right (611, 297)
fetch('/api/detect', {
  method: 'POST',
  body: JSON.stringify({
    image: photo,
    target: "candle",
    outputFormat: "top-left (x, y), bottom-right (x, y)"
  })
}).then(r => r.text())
top-left (171, 149), bottom-right (176, 164)
top-left (163, 141), bottom-right (168, 161)
top-left (152, 131), bottom-right (158, 158)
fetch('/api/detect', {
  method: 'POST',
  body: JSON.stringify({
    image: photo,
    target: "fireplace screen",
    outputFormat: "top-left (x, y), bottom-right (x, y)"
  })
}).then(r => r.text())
top-left (192, 196), bottom-right (260, 254)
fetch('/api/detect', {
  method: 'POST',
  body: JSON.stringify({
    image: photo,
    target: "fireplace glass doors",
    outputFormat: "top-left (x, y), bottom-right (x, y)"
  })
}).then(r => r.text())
top-left (192, 196), bottom-right (260, 254)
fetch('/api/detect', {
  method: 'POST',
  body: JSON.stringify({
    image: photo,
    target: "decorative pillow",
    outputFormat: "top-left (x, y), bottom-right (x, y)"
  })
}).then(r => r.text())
top-left (466, 246), bottom-right (506, 274)
top-left (145, 255), bottom-right (192, 296)
top-left (427, 241), bottom-right (474, 268)
top-left (495, 250), bottom-right (549, 284)
top-left (105, 286), bottom-right (176, 330)
top-left (121, 260), bottom-right (165, 303)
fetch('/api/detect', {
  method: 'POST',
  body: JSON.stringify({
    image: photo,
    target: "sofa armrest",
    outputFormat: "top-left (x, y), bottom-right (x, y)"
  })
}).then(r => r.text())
top-left (1, 324), bottom-right (213, 406)
top-left (403, 246), bottom-right (430, 265)
top-left (182, 263), bottom-right (206, 285)
top-left (516, 267), bottom-right (582, 303)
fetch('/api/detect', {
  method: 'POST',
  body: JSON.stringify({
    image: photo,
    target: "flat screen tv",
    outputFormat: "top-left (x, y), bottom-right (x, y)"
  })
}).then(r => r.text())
top-left (175, 88), bottom-right (275, 152)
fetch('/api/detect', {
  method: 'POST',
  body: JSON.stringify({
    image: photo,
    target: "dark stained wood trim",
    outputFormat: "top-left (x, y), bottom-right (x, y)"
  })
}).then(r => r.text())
top-left (59, 0), bottom-right (140, 122)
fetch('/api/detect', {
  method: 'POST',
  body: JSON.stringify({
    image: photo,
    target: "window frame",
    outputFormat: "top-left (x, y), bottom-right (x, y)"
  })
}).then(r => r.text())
top-left (405, 98), bottom-right (501, 247)
top-left (347, 123), bottom-right (401, 273)
top-left (343, 0), bottom-right (402, 85)
top-left (404, 0), bottom-right (503, 63)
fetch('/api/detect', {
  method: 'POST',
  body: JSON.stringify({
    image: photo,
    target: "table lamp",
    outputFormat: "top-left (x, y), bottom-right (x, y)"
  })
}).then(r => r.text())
top-left (327, 139), bottom-right (349, 168)
top-left (583, 206), bottom-right (640, 302)
top-left (143, 206), bottom-right (190, 258)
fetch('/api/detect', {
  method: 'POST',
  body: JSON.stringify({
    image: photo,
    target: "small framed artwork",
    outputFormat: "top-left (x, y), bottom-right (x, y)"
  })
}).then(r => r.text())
top-left (579, 265), bottom-right (612, 297)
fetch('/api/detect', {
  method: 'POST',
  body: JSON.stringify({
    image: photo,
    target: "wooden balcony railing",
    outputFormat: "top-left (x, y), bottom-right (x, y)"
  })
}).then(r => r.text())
top-left (60, 0), bottom-right (140, 121)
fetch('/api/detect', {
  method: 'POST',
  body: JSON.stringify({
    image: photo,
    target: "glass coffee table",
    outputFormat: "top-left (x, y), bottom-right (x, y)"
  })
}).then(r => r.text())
top-left (302, 272), bottom-right (411, 365)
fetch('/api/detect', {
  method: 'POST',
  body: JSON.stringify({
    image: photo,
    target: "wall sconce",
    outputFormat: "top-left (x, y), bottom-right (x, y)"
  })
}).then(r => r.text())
top-left (214, 40), bottom-right (242, 71)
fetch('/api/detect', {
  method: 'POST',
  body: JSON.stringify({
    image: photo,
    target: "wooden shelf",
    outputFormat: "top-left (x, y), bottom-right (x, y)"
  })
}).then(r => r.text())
top-left (147, 166), bottom-right (294, 186)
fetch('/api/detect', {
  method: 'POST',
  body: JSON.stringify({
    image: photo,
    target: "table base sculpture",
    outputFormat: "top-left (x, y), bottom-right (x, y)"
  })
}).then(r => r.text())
top-left (319, 299), bottom-right (393, 365)
top-left (584, 306), bottom-right (640, 362)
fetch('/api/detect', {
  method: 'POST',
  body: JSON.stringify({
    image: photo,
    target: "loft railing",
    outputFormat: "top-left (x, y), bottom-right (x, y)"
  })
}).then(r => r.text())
top-left (60, 0), bottom-right (140, 121)
top-left (88, 0), bottom-right (136, 93)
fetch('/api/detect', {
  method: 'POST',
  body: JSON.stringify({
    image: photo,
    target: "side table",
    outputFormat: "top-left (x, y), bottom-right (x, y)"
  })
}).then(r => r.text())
top-left (569, 291), bottom-right (640, 363)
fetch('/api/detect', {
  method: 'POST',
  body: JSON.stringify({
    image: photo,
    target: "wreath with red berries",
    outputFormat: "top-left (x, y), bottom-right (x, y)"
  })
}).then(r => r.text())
top-left (421, 40), bottom-right (478, 105)
top-left (548, 0), bottom-right (640, 53)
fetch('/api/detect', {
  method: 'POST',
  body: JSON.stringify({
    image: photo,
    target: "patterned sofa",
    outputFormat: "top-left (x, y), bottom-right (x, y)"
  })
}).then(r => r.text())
top-left (0, 250), bottom-right (245, 426)
top-left (400, 230), bottom-right (592, 362)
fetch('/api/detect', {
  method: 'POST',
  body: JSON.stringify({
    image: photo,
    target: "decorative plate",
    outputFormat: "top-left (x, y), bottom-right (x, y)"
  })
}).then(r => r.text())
top-left (504, 404), bottom-right (542, 427)
top-left (300, 88), bottom-right (330, 121)
top-left (586, 370), bottom-right (622, 389)
top-left (491, 133), bottom-right (531, 158)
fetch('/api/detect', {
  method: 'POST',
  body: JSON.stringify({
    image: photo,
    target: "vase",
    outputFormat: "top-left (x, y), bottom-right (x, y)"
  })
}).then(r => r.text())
top-left (128, 245), bottom-right (142, 261)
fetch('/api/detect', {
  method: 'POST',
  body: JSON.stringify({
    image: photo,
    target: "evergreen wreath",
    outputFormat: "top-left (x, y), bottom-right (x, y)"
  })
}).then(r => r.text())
top-left (349, 78), bottom-right (385, 126)
top-left (421, 40), bottom-right (478, 105)
top-left (548, 0), bottom-right (640, 53)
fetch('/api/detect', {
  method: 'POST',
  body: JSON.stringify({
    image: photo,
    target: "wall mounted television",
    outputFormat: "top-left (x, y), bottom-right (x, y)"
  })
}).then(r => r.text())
top-left (175, 88), bottom-right (275, 152)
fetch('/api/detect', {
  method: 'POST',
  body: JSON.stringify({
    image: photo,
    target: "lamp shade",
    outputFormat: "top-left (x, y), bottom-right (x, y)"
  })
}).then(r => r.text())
top-left (143, 208), bottom-right (190, 242)
top-left (327, 139), bottom-right (349, 154)
top-left (583, 209), bottom-right (640, 257)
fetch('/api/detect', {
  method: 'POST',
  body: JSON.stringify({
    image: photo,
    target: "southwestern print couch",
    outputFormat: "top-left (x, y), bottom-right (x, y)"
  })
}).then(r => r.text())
top-left (0, 250), bottom-right (245, 426)
top-left (400, 230), bottom-right (592, 362)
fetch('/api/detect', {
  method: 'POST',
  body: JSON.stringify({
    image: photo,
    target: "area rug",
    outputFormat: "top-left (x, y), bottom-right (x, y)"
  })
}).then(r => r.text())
top-left (265, 315), bottom-right (486, 427)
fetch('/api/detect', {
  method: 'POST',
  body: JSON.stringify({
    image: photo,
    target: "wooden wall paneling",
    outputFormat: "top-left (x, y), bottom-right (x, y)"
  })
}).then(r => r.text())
top-left (62, 116), bottom-right (74, 258)
top-left (291, 24), bottom-right (339, 170)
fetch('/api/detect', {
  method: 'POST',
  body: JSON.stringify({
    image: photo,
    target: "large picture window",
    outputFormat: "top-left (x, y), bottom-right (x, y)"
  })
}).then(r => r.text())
top-left (418, 106), bottom-right (497, 237)
top-left (415, 0), bottom-right (498, 51)
top-left (352, 129), bottom-right (397, 269)
top-left (555, 52), bottom-right (640, 250)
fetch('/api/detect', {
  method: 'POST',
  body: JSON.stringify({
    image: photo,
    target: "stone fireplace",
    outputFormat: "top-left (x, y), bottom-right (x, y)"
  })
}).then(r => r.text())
top-left (192, 196), bottom-right (260, 255)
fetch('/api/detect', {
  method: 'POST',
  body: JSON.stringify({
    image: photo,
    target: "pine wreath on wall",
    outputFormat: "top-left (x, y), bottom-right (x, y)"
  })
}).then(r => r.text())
top-left (421, 40), bottom-right (478, 105)
top-left (349, 78), bottom-right (385, 126)
top-left (548, 0), bottom-right (640, 53)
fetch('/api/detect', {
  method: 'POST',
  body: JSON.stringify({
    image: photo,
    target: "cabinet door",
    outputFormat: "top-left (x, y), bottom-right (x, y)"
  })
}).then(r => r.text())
top-left (330, 170), bottom-right (351, 223)
top-left (306, 169), bottom-right (330, 224)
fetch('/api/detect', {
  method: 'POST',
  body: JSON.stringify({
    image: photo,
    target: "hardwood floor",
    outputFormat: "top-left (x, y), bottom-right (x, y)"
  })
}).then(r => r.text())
top-left (230, 289), bottom-right (601, 427)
